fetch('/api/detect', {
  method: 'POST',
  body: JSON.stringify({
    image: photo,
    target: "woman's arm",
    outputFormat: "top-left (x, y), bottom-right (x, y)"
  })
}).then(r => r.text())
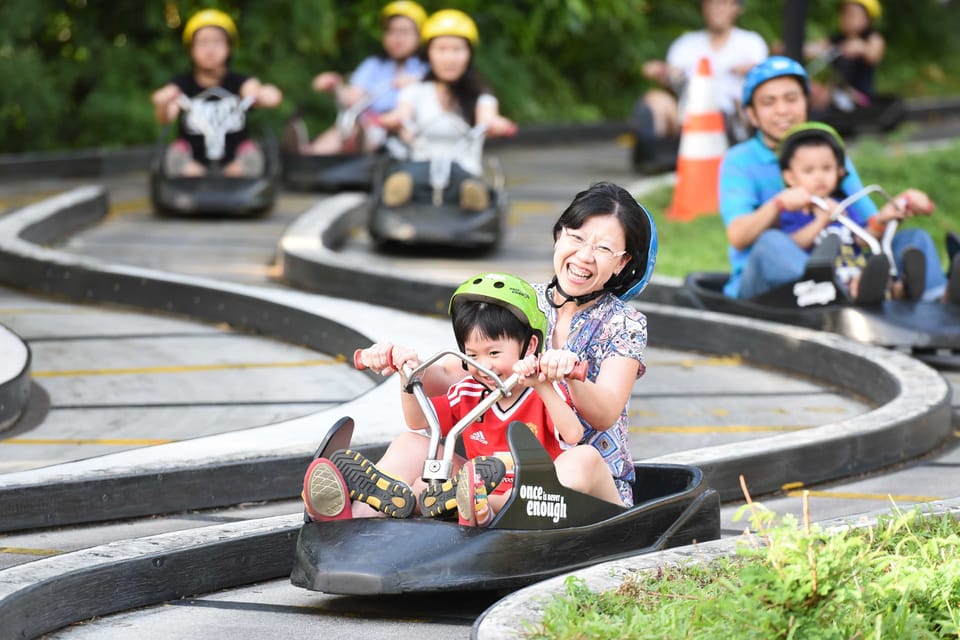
top-left (537, 350), bottom-right (638, 431)
top-left (568, 356), bottom-right (639, 430)
top-left (475, 98), bottom-right (517, 137)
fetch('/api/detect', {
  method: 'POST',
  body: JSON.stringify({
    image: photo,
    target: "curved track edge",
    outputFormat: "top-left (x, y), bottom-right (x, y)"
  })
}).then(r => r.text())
top-left (0, 324), bottom-right (31, 433)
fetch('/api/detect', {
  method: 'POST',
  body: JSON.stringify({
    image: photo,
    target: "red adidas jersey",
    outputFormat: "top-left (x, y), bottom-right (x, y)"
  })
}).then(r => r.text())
top-left (430, 377), bottom-right (574, 494)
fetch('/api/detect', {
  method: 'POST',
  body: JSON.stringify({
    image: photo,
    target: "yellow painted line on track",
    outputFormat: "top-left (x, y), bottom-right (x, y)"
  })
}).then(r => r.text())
top-left (630, 424), bottom-right (809, 434)
top-left (616, 132), bottom-right (636, 147)
top-left (0, 547), bottom-right (63, 557)
top-left (510, 200), bottom-right (557, 215)
top-left (106, 198), bottom-right (151, 219)
top-left (2, 438), bottom-right (173, 446)
top-left (32, 357), bottom-right (343, 378)
top-left (783, 489), bottom-right (942, 503)
top-left (646, 355), bottom-right (743, 368)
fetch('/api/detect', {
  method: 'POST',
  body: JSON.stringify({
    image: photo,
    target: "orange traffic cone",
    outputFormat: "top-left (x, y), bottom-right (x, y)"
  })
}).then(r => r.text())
top-left (667, 57), bottom-right (728, 221)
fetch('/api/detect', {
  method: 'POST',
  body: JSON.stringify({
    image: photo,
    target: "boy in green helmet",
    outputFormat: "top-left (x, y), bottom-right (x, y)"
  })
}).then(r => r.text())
top-left (303, 273), bottom-right (590, 527)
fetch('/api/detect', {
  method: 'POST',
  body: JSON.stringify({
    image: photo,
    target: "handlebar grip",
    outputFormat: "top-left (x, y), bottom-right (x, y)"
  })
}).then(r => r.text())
top-left (568, 360), bottom-right (588, 382)
top-left (352, 349), bottom-right (367, 370)
top-left (353, 347), bottom-right (394, 371)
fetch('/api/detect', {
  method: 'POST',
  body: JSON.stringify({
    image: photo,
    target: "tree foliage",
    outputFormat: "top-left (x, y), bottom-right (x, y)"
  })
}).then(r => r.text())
top-left (1, 0), bottom-right (958, 152)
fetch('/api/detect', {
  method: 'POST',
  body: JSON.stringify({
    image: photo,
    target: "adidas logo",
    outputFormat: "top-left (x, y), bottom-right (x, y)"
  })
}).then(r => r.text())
top-left (469, 431), bottom-right (488, 445)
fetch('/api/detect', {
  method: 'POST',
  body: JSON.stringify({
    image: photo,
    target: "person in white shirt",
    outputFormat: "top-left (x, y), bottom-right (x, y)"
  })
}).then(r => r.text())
top-left (631, 0), bottom-right (768, 173)
top-left (377, 9), bottom-right (515, 211)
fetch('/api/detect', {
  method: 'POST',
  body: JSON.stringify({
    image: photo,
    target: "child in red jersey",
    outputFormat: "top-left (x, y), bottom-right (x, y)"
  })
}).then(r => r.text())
top-left (303, 273), bottom-right (588, 527)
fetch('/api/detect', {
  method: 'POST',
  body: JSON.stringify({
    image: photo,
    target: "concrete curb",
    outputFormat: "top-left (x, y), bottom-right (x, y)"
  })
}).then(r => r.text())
top-left (277, 188), bottom-right (685, 313)
top-left (473, 497), bottom-right (960, 639)
top-left (0, 186), bottom-right (450, 531)
top-left (279, 188), bottom-right (952, 501)
top-left (0, 187), bottom-right (951, 526)
top-left (0, 323), bottom-right (30, 433)
top-left (0, 186), bottom-right (950, 639)
top-left (0, 514), bottom-right (302, 640)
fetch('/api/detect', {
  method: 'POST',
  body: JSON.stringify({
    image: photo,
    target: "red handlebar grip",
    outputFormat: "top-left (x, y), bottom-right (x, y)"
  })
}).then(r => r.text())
top-left (353, 349), bottom-right (367, 370)
top-left (568, 360), bottom-right (588, 381)
top-left (353, 347), bottom-right (394, 371)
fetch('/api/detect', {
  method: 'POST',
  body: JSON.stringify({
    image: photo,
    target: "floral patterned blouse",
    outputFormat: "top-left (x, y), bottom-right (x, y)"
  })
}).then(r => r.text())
top-left (534, 284), bottom-right (647, 506)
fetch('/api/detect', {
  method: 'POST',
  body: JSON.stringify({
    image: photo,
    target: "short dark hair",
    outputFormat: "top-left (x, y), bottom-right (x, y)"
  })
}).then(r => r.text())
top-left (452, 300), bottom-right (529, 352)
top-left (552, 182), bottom-right (651, 298)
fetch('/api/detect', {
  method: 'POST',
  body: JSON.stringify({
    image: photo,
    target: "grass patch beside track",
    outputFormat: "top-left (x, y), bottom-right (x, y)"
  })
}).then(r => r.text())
top-left (525, 503), bottom-right (960, 639)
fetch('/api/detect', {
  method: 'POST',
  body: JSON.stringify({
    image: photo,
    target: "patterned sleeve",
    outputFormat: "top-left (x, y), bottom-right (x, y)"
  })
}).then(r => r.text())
top-left (607, 305), bottom-right (648, 379)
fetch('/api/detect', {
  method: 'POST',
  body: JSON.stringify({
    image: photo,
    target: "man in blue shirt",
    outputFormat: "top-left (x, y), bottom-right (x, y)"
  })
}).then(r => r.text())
top-left (718, 56), bottom-right (946, 302)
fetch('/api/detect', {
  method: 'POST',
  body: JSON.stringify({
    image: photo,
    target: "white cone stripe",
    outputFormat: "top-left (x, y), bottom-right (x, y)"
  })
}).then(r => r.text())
top-left (684, 79), bottom-right (719, 114)
top-left (678, 132), bottom-right (728, 159)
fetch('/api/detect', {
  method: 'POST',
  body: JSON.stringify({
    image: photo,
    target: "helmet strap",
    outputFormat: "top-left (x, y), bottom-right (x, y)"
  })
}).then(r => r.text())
top-left (545, 276), bottom-right (605, 308)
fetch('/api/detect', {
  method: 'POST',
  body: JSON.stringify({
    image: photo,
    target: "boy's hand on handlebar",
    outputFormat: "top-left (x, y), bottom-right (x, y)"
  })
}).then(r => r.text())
top-left (513, 354), bottom-right (542, 388)
top-left (779, 187), bottom-right (812, 211)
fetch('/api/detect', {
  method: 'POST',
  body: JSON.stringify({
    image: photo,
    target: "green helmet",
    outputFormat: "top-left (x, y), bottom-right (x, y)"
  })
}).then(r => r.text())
top-left (449, 273), bottom-right (547, 353)
top-left (778, 121), bottom-right (845, 171)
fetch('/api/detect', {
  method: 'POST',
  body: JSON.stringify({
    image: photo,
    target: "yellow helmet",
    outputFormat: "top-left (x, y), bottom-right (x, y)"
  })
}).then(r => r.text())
top-left (844, 0), bottom-right (881, 20)
top-left (182, 9), bottom-right (238, 47)
top-left (421, 9), bottom-right (479, 46)
top-left (381, 1), bottom-right (427, 31)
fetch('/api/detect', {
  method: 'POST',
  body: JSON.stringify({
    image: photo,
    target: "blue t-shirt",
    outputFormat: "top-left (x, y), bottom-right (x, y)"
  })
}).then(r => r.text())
top-left (718, 132), bottom-right (876, 298)
top-left (349, 55), bottom-right (429, 114)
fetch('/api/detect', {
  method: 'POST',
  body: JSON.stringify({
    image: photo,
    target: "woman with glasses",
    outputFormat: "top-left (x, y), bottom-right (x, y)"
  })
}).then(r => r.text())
top-left (358, 182), bottom-right (657, 508)
top-left (530, 181), bottom-right (654, 506)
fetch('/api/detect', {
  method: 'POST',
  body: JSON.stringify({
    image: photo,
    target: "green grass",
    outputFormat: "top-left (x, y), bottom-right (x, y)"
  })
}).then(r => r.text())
top-left (638, 137), bottom-right (960, 279)
top-left (526, 504), bottom-right (960, 639)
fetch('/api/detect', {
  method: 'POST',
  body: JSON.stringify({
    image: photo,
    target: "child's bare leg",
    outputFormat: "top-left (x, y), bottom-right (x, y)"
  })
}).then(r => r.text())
top-left (553, 445), bottom-right (624, 506)
top-left (182, 160), bottom-right (206, 177)
top-left (309, 127), bottom-right (344, 154)
top-left (848, 273), bottom-right (861, 300)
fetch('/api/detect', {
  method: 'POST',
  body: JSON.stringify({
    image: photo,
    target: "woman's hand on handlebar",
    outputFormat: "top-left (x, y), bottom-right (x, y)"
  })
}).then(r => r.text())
top-left (375, 110), bottom-right (405, 132)
top-left (484, 115), bottom-right (517, 138)
top-left (534, 349), bottom-right (583, 383)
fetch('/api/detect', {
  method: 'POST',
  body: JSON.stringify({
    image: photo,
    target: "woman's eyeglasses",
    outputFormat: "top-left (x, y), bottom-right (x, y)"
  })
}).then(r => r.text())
top-left (560, 228), bottom-right (626, 260)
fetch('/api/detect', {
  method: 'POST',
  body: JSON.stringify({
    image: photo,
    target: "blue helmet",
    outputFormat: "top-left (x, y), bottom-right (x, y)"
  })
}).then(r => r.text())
top-left (620, 202), bottom-right (658, 301)
top-left (742, 56), bottom-right (810, 107)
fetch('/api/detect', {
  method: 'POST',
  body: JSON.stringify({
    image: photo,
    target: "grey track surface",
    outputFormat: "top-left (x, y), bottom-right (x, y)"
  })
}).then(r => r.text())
top-left (0, 133), bottom-right (957, 640)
